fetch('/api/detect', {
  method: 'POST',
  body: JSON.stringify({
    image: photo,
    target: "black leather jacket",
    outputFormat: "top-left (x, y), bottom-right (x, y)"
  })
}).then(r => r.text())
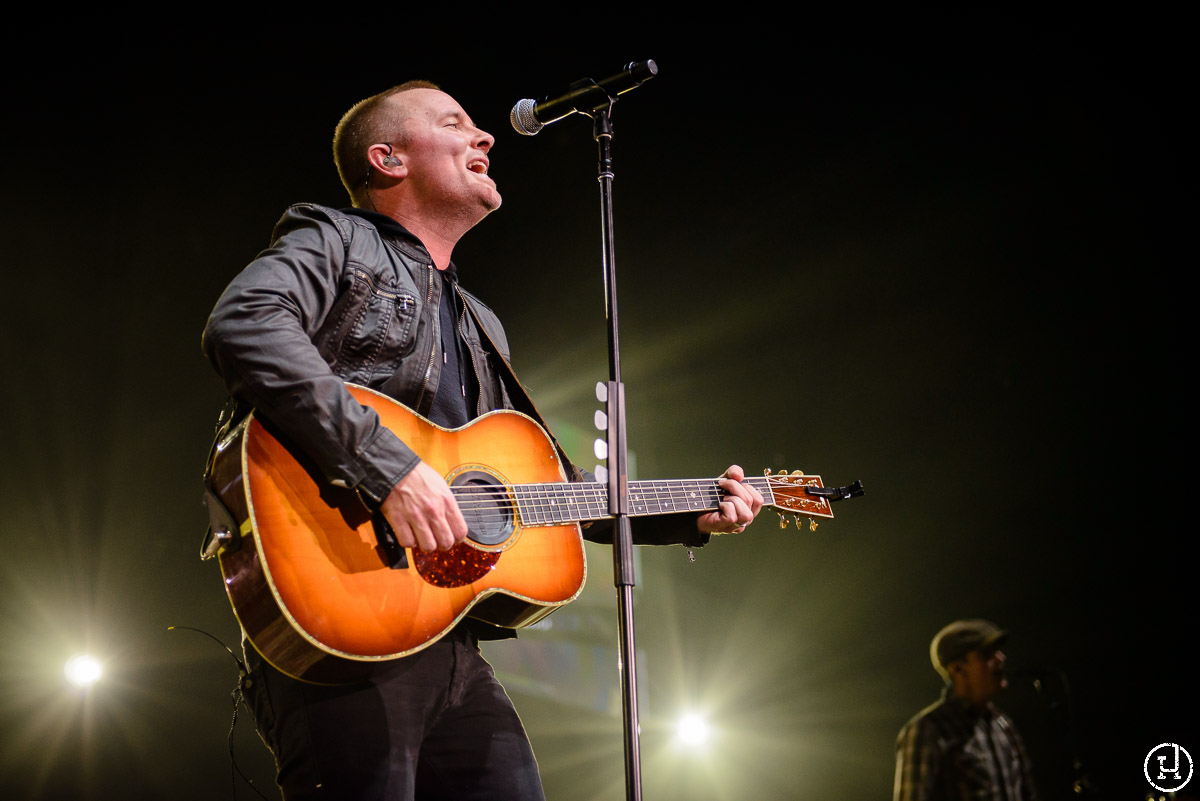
top-left (203, 203), bottom-right (515, 504)
top-left (203, 203), bottom-right (708, 548)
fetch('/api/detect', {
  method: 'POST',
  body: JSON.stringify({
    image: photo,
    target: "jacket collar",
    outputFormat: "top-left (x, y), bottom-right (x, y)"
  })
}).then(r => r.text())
top-left (342, 207), bottom-right (456, 277)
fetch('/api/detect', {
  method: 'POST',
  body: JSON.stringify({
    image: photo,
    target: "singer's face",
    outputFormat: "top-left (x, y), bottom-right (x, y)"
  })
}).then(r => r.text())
top-left (390, 89), bottom-right (501, 218)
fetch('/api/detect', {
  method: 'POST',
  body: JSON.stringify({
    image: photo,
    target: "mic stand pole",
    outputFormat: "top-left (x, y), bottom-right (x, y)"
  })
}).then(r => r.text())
top-left (588, 95), bottom-right (643, 801)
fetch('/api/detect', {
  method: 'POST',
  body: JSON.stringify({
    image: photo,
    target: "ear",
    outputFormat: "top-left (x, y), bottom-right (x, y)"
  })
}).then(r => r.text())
top-left (367, 143), bottom-right (407, 179)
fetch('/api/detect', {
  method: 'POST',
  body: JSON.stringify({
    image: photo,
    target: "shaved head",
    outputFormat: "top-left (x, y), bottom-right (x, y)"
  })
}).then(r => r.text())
top-left (333, 80), bottom-right (440, 205)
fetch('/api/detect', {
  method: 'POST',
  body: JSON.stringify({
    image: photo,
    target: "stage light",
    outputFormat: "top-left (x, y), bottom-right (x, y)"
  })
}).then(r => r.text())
top-left (64, 654), bottom-right (103, 687)
top-left (676, 713), bottom-right (711, 747)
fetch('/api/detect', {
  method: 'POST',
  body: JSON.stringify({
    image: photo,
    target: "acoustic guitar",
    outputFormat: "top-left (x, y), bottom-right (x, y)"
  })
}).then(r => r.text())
top-left (204, 383), bottom-right (844, 684)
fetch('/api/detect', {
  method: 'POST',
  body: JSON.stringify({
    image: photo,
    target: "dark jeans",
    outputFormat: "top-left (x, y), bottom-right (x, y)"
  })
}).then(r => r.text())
top-left (241, 627), bottom-right (546, 801)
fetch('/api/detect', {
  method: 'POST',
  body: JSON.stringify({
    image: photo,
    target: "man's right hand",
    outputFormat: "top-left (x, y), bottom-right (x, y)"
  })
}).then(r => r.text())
top-left (379, 461), bottom-right (469, 552)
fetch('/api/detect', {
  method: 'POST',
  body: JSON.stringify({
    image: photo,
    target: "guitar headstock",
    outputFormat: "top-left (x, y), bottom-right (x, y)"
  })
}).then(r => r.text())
top-left (763, 469), bottom-right (835, 530)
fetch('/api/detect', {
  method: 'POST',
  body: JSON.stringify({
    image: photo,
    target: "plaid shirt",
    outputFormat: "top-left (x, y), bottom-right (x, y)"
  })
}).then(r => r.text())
top-left (894, 688), bottom-right (1038, 801)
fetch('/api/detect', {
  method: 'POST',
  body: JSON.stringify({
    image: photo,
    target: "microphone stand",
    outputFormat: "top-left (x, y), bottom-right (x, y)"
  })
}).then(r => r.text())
top-left (585, 90), bottom-right (643, 801)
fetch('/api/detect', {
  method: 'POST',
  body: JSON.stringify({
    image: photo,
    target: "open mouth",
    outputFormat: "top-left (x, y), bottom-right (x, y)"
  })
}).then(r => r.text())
top-left (467, 159), bottom-right (489, 176)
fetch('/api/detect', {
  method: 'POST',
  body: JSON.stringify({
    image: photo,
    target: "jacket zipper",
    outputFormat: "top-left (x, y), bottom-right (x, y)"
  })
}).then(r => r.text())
top-left (414, 265), bottom-right (438, 410)
top-left (455, 283), bottom-right (486, 416)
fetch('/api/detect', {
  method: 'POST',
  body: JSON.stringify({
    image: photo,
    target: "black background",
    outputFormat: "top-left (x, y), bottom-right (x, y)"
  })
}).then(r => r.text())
top-left (0, 15), bottom-right (1188, 801)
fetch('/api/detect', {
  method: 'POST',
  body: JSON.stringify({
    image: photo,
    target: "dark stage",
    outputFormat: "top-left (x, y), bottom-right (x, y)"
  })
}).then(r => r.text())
top-left (0, 17), bottom-right (1188, 801)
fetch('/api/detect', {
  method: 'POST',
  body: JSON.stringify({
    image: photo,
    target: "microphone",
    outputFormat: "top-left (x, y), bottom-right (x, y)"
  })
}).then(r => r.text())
top-left (510, 60), bottom-right (658, 135)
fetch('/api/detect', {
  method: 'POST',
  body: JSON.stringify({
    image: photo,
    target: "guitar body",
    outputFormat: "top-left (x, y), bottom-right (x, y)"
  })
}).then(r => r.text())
top-left (209, 385), bottom-right (586, 684)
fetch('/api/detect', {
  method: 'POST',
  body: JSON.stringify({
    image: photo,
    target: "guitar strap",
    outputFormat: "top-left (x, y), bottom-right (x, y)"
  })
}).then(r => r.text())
top-left (461, 297), bottom-right (586, 484)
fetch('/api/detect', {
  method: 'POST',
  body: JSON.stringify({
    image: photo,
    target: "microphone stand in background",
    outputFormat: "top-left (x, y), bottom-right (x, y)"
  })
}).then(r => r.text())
top-left (1008, 666), bottom-right (1096, 797)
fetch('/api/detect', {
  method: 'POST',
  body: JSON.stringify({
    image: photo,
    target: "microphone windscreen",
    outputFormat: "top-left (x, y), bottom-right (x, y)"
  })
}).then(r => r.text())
top-left (510, 99), bottom-right (542, 136)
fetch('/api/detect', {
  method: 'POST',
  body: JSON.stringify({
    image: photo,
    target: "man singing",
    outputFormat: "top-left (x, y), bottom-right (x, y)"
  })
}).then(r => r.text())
top-left (202, 81), bottom-right (764, 800)
top-left (894, 619), bottom-right (1039, 801)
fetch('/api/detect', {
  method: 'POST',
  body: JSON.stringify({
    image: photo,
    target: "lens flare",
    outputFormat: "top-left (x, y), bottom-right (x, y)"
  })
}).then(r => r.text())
top-left (676, 713), bottom-right (710, 746)
top-left (64, 654), bottom-right (103, 687)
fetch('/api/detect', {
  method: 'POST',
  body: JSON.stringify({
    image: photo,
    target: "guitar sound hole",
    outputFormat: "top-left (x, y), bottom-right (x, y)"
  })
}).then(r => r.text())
top-left (451, 470), bottom-right (514, 546)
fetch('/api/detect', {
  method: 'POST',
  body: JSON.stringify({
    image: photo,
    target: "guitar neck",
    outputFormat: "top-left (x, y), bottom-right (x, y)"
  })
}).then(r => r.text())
top-left (505, 476), bottom-right (784, 528)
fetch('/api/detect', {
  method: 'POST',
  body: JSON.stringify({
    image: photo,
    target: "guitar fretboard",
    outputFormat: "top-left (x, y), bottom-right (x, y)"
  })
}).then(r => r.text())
top-left (508, 476), bottom-right (781, 528)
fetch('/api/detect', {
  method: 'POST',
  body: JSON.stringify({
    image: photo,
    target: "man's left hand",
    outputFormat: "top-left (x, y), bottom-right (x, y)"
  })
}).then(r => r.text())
top-left (697, 464), bottom-right (764, 534)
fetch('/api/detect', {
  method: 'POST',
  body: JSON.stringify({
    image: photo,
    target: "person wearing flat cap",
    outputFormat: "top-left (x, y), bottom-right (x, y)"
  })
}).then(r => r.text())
top-left (893, 619), bottom-right (1039, 801)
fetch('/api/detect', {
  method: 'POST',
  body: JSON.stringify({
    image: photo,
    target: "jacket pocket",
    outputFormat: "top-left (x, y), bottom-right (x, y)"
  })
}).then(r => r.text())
top-left (319, 268), bottom-right (418, 383)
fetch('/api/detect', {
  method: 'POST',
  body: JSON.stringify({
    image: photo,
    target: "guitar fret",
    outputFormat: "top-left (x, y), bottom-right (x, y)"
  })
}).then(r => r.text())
top-left (514, 475), bottom-right (789, 527)
top-left (533, 484), bottom-right (552, 525)
top-left (514, 487), bottom-right (537, 526)
top-left (744, 477), bottom-right (777, 506)
top-left (546, 482), bottom-right (572, 524)
top-left (515, 482), bottom-right (611, 527)
top-left (629, 479), bottom-right (724, 516)
top-left (582, 482), bottom-right (606, 521)
top-left (628, 484), bottom-right (647, 515)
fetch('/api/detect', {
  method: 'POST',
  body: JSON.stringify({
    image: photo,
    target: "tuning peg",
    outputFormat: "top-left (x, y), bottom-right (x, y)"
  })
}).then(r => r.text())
top-left (594, 465), bottom-right (609, 483)
top-left (594, 438), bottom-right (608, 460)
top-left (763, 468), bottom-right (772, 476)
top-left (594, 409), bottom-right (607, 431)
top-left (791, 470), bottom-right (805, 477)
top-left (777, 512), bottom-right (789, 529)
top-left (595, 382), bottom-right (608, 402)
top-left (808, 518), bottom-right (819, 533)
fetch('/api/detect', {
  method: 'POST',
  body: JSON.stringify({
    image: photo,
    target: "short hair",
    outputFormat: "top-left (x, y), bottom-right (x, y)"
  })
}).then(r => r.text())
top-left (333, 80), bottom-right (440, 205)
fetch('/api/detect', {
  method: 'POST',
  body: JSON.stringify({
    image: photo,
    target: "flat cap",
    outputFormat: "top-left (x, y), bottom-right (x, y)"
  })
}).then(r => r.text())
top-left (930, 619), bottom-right (1008, 679)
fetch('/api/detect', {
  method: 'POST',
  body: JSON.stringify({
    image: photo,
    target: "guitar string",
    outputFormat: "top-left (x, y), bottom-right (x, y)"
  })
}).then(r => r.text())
top-left (448, 481), bottom-right (731, 508)
top-left (439, 477), bottom-right (819, 525)
top-left (445, 477), bottom-right (798, 508)
top-left (441, 502), bottom-right (822, 527)
top-left (445, 482), bottom-right (729, 525)
top-left (445, 478), bottom-right (801, 510)
top-left (445, 476), bottom-right (781, 498)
